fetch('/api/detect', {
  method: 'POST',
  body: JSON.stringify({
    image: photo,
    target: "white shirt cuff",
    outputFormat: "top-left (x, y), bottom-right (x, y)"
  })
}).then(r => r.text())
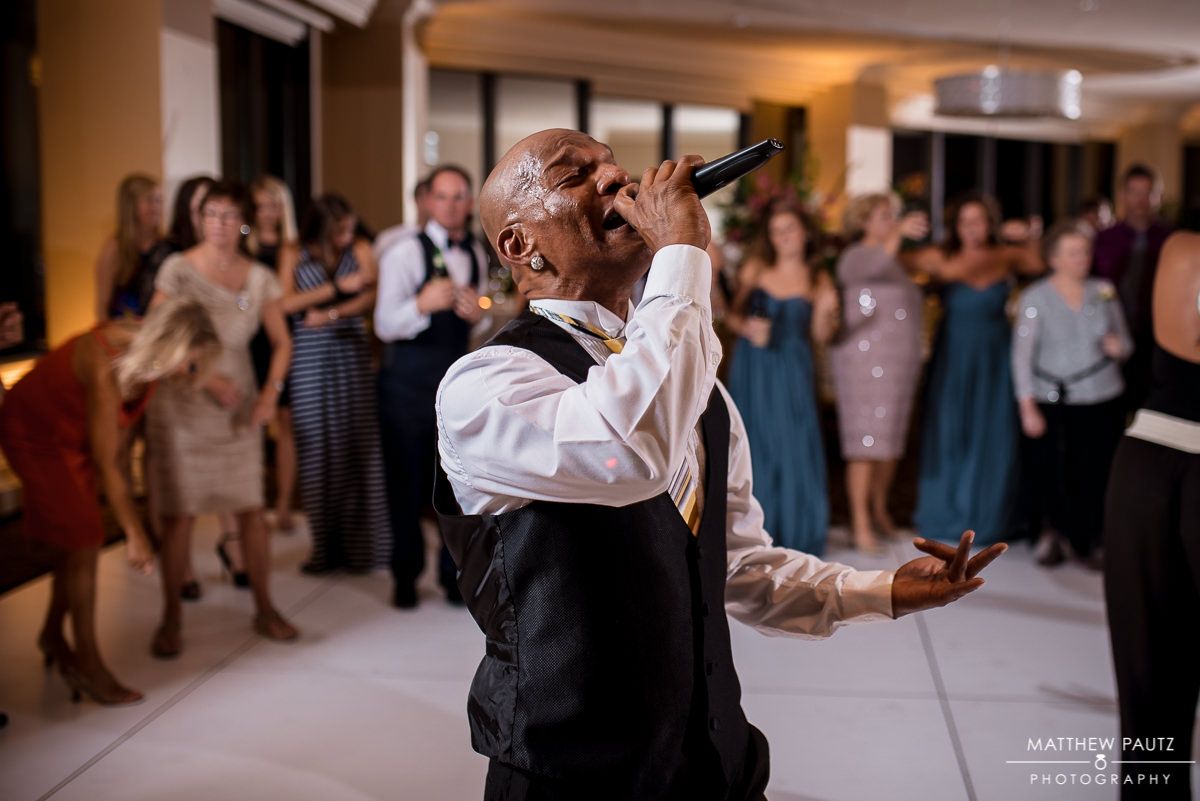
top-left (840, 569), bottom-right (895, 621)
top-left (640, 244), bottom-right (712, 308)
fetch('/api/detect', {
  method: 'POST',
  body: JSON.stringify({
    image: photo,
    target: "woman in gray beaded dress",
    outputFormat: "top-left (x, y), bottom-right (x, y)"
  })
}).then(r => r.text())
top-left (830, 194), bottom-right (929, 552)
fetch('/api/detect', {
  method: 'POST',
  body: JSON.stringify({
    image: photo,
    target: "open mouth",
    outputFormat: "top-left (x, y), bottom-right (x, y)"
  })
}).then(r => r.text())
top-left (602, 210), bottom-right (628, 231)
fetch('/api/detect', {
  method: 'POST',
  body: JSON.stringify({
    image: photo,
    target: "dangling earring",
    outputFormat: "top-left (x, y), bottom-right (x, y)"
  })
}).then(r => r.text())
top-left (530, 253), bottom-right (545, 271)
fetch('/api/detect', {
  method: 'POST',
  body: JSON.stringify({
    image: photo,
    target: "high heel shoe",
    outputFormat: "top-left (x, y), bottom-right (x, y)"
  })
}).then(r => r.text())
top-left (59, 663), bottom-right (145, 706)
top-left (37, 635), bottom-right (71, 671)
top-left (216, 536), bottom-right (250, 588)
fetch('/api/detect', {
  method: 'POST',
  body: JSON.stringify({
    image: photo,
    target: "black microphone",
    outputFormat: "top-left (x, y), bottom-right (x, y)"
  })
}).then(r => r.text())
top-left (607, 139), bottom-right (785, 231)
top-left (691, 138), bottom-right (785, 198)
top-left (686, 138), bottom-right (787, 199)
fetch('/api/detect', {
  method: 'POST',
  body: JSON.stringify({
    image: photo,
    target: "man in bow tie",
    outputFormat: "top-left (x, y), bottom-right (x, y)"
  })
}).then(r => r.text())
top-left (435, 129), bottom-right (1006, 801)
top-left (375, 164), bottom-right (490, 608)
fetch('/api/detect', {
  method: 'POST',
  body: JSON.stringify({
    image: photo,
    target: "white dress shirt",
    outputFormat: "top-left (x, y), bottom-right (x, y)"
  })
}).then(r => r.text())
top-left (375, 219), bottom-right (491, 342)
top-left (436, 244), bottom-right (894, 638)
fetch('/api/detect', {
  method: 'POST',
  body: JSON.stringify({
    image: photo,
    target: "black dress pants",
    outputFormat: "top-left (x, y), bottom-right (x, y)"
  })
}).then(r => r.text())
top-left (1104, 435), bottom-right (1200, 800)
top-left (378, 365), bottom-right (457, 594)
top-left (1020, 398), bottom-right (1125, 558)
top-left (482, 725), bottom-right (770, 801)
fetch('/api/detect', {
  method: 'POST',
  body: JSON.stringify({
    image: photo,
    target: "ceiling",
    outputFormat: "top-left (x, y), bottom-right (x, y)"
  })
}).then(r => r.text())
top-left (423, 0), bottom-right (1200, 140)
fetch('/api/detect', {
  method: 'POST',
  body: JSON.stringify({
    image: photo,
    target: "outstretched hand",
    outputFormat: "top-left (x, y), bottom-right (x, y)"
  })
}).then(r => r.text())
top-left (891, 531), bottom-right (1006, 618)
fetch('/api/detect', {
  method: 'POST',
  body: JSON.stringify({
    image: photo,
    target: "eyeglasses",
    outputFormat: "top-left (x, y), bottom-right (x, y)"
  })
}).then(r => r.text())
top-left (203, 209), bottom-right (242, 224)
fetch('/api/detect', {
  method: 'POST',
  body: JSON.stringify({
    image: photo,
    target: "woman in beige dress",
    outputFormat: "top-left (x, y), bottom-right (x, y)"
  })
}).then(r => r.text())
top-left (146, 181), bottom-right (298, 657)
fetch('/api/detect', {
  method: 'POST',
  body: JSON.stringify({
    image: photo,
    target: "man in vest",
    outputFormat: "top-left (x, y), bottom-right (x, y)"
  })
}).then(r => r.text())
top-left (376, 164), bottom-right (490, 608)
top-left (435, 129), bottom-right (1006, 801)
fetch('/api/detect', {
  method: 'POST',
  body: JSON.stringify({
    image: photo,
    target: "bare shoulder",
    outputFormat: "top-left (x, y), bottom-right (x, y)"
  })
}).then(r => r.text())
top-left (1153, 232), bottom-right (1200, 359)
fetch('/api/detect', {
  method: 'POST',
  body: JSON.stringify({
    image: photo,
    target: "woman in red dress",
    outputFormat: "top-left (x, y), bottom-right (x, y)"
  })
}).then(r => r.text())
top-left (0, 299), bottom-right (218, 705)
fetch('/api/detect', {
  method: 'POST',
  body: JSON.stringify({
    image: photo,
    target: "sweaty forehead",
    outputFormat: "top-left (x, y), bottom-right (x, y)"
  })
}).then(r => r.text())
top-left (536, 133), bottom-right (613, 170)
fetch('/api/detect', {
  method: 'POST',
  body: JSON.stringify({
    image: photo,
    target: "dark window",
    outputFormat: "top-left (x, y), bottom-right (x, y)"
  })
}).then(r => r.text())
top-left (217, 20), bottom-right (311, 202)
top-left (1, 0), bottom-right (44, 355)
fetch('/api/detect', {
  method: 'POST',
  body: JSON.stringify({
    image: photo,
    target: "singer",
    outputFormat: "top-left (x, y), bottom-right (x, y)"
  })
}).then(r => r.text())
top-left (433, 129), bottom-right (1006, 801)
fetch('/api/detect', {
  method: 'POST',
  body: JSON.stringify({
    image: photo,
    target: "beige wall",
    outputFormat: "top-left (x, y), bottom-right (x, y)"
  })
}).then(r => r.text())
top-left (160, 0), bottom-right (220, 206)
top-left (807, 82), bottom-right (890, 225)
top-left (321, 0), bottom-right (408, 231)
top-left (37, 0), bottom-right (166, 345)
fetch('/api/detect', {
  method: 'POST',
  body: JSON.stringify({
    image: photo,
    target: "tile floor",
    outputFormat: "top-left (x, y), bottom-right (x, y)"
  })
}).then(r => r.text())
top-left (0, 518), bottom-right (1195, 801)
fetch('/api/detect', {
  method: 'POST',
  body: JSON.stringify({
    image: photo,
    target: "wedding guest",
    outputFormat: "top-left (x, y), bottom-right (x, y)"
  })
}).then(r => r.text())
top-left (1104, 231), bottom-right (1199, 800)
top-left (94, 174), bottom-right (169, 320)
top-left (247, 175), bottom-right (300, 533)
top-left (164, 175), bottom-right (215, 253)
top-left (1092, 164), bottom-right (1173, 412)
top-left (1013, 221), bottom-right (1132, 568)
top-left (830, 193), bottom-right (928, 552)
top-left (727, 203), bottom-right (838, 556)
top-left (0, 300), bottom-right (218, 703)
top-left (146, 181), bottom-right (298, 657)
top-left (280, 193), bottom-right (391, 576)
top-left (907, 193), bottom-right (1044, 545)
top-left (376, 166), bottom-right (489, 607)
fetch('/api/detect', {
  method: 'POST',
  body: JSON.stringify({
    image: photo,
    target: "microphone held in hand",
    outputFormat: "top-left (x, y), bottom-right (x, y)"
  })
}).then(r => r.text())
top-left (612, 140), bottom-right (786, 231)
top-left (691, 138), bottom-right (786, 199)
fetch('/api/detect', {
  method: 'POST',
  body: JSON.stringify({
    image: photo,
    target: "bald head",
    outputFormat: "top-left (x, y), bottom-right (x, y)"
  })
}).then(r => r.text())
top-left (478, 128), bottom-right (649, 313)
top-left (480, 129), bottom-right (592, 253)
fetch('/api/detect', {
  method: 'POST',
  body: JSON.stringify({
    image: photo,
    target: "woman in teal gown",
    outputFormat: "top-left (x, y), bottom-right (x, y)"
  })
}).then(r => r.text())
top-left (909, 193), bottom-right (1044, 545)
top-left (914, 280), bottom-right (1019, 544)
top-left (728, 204), bottom-right (840, 555)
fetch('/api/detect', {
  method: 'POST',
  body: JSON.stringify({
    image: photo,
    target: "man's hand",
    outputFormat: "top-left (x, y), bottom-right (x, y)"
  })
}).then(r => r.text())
top-left (612, 156), bottom-right (710, 253)
top-left (892, 531), bottom-right (1006, 618)
top-left (417, 277), bottom-right (457, 315)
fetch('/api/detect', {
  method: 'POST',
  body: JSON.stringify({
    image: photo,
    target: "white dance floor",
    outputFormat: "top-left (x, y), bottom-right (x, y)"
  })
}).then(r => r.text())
top-left (1, 517), bottom-right (1195, 801)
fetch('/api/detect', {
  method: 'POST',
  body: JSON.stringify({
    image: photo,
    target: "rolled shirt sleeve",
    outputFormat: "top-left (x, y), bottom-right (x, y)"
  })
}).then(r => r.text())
top-left (719, 382), bottom-right (894, 639)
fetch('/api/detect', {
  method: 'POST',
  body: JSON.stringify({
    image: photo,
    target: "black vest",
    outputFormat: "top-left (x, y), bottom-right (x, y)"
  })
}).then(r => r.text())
top-left (381, 233), bottom-right (483, 391)
top-left (435, 311), bottom-right (750, 798)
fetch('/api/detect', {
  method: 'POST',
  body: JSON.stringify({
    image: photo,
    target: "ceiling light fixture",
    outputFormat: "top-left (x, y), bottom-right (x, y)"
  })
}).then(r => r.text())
top-left (934, 68), bottom-right (1083, 119)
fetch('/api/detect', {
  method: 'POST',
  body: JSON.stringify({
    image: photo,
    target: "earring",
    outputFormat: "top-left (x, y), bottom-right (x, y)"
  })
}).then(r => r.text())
top-left (240, 224), bottom-right (251, 236)
top-left (530, 254), bottom-right (545, 271)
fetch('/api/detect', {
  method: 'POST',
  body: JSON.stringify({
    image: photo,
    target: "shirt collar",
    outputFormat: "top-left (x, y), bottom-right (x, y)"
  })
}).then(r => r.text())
top-left (528, 298), bottom-right (634, 339)
top-left (424, 219), bottom-right (467, 251)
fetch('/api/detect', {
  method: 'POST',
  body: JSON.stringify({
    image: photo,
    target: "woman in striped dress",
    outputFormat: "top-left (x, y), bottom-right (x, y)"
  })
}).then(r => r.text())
top-left (279, 194), bottom-right (391, 573)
